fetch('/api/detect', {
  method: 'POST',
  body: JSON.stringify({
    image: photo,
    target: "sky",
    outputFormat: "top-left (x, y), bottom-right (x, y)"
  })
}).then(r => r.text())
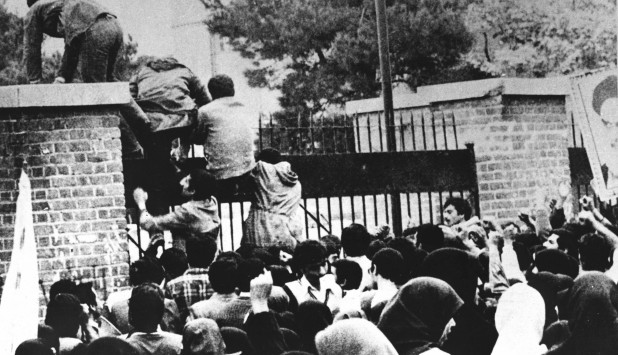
top-left (5, 0), bottom-right (281, 113)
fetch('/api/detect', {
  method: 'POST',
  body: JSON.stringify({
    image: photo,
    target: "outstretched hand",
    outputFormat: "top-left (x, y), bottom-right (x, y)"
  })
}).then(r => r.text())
top-left (133, 187), bottom-right (148, 210)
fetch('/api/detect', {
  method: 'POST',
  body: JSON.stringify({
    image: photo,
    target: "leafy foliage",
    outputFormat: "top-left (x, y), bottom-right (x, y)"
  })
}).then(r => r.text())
top-left (466, 0), bottom-right (617, 77)
top-left (207, 0), bottom-right (479, 114)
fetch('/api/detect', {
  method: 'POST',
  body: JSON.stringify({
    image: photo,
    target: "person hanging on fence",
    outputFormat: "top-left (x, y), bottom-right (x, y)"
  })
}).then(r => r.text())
top-left (129, 56), bottom-right (211, 216)
top-left (188, 74), bottom-right (257, 197)
top-left (133, 169), bottom-right (220, 251)
top-left (241, 148), bottom-right (304, 250)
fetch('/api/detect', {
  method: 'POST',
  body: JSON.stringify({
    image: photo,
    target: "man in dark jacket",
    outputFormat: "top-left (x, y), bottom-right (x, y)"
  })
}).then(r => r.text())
top-left (24, 0), bottom-right (151, 158)
top-left (130, 57), bottom-right (211, 215)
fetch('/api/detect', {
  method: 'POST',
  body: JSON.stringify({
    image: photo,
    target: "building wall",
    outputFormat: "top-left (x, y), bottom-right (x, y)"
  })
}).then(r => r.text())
top-left (0, 84), bottom-right (131, 314)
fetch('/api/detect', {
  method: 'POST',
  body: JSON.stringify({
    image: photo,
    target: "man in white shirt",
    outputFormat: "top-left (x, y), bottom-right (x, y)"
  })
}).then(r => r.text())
top-left (285, 240), bottom-right (342, 312)
top-left (341, 223), bottom-right (373, 291)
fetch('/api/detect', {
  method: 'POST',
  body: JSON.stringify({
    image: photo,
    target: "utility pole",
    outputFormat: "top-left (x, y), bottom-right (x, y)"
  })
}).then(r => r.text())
top-left (375, 0), bottom-right (402, 236)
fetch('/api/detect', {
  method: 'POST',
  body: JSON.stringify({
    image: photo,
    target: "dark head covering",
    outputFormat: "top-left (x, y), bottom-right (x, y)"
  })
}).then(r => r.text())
top-left (421, 248), bottom-right (481, 305)
top-left (85, 337), bottom-right (138, 355)
top-left (38, 324), bottom-right (60, 354)
top-left (527, 271), bottom-right (574, 328)
top-left (534, 249), bottom-right (579, 279)
top-left (182, 319), bottom-right (226, 355)
top-left (296, 300), bottom-right (333, 354)
top-left (281, 328), bottom-right (302, 352)
top-left (378, 277), bottom-right (464, 355)
top-left (220, 327), bottom-right (255, 355)
top-left (549, 272), bottom-right (618, 355)
top-left (15, 339), bottom-right (53, 355)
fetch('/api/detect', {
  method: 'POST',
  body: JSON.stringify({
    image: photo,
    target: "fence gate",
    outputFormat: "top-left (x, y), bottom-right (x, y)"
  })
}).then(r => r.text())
top-left (123, 110), bottom-right (480, 253)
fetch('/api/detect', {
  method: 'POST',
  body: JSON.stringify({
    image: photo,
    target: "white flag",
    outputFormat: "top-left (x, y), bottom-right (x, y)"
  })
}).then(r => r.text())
top-left (0, 169), bottom-right (40, 355)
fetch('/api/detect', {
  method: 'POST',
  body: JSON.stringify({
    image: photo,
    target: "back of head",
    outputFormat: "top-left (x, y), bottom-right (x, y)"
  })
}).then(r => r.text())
top-left (160, 248), bottom-right (189, 280)
top-left (129, 257), bottom-right (165, 286)
top-left (371, 248), bottom-right (404, 284)
top-left (220, 327), bottom-right (255, 355)
top-left (38, 324), bottom-right (60, 354)
top-left (257, 148), bottom-right (282, 164)
top-left (208, 259), bottom-right (239, 294)
top-left (49, 279), bottom-right (77, 301)
top-left (129, 283), bottom-right (164, 332)
top-left (535, 249), bottom-right (579, 279)
top-left (415, 224), bottom-right (444, 253)
top-left (579, 233), bottom-right (612, 272)
top-left (293, 240), bottom-right (327, 272)
top-left (315, 318), bottom-right (398, 355)
top-left (15, 339), bottom-right (53, 355)
top-left (320, 235), bottom-right (341, 257)
top-left (366, 240), bottom-right (386, 260)
top-left (341, 224), bottom-right (371, 257)
top-left (421, 248), bottom-right (480, 305)
top-left (238, 257), bottom-right (265, 292)
top-left (189, 169), bottom-right (216, 200)
top-left (331, 259), bottom-right (363, 290)
top-left (208, 75), bottom-right (235, 100)
top-left (296, 300), bottom-right (334, 351)
top-left (45, 293), bottom-right (83, 337)
top-left (387, 238), bottom-right (426, 281)
top-left (186, 237), bottom-right (218, 269)
top-left (86, 337), bottom-right (138, 355)
top-left (182, 319), bottom-right (225, 355)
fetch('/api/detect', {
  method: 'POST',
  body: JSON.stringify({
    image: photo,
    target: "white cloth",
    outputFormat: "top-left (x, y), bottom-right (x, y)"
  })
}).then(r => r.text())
top-left (286, 275), bottom-right (342, 312)
top-left (492, 283), bottom-right (547, 355)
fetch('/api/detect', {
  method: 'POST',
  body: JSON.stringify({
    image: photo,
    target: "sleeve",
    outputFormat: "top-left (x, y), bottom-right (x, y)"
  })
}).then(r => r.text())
top-left (244, 312), bottom-right (287, 355)
top-left (187, 73), bottom-right (211, 108)
top-left (57, 40), bottom-right (81, 82)
top-left (23, 7), bottom-right (44, 82)
top-left (149, 206), bottom-right (193, 231)
top-left (487, 247), bottom-right (509, 294)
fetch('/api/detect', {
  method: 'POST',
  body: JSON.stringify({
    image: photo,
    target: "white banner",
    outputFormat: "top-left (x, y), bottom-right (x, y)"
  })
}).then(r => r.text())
top-left (0, 170), bottom-right (40, 355)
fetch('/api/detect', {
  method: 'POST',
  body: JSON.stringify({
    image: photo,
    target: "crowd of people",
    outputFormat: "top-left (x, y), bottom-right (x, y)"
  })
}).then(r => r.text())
top-left (15, 190), bottom-right (618, 355)
top-left (16, 0), bottom-right (618, 354)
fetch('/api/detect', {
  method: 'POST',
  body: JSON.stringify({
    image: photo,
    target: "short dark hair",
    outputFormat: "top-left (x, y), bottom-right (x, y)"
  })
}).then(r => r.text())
top-left (293, 240), bottom-right (327, 271)
top-left (579, 233), bottom-right (612, 272)
top-left (186, 237), bottom-right (218, 268)
top-left (15, 340), bottom-right (53, 355)
top-left (444, 197), bottom-right (472, 220)
top-left (387, 238), bottom-right (426, 281)
top-left (320, 235), bottom-right (342, 256)
top-left (188, 169), bottom-right (217, 200)
top-left (257, 148), bottom-right (282, 164)
top-left (86, 337), bottom-right (138, 355)
top-left (45, 293), bottom-right (83, 337)
top-left (341, 223), bottom-right (371, 257)
top-left (129, 257), bottom-right (165, 286)
top-left (208, 75), bottom-right (235, 99)
top-left (159, 248), bottom-right (189, 280)
top-left (331, 259), bottom-right (362, 290)
top-left (27, 0), bottom-right (40, 7)
top-left (38, 324), bottom-right (60, 354)
top-left (49, 279), bottom-right (77, 301)
top-left (129, 283), bottom-right (164, 332)
top-left (238, 258), bottom-right (265, 292)
top-left (366, 239), bottom-right (386, 260)
top-left (372, 248), bottom-right (404, 283)
top-left (209, 259), bottom-right (239, 294)
top-left (416, 224), bottom-right (445, 253)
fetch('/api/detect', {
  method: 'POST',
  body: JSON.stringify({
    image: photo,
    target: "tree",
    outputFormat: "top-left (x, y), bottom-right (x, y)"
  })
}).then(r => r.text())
top-left (465, 0), bottom-right (617, 77)
top-left (207, 0), bottom-right (480, 114)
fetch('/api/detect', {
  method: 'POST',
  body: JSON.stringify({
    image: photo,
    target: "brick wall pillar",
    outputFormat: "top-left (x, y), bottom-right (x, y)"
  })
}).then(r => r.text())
top-left (0, 83), bottom-right (131, 313)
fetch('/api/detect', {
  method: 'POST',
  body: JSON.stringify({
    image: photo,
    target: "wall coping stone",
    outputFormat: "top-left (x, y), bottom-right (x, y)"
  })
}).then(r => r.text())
top-left (345, 76), bottom-right (570, 114)
top-left (0, 82), bottom-right (130, 109)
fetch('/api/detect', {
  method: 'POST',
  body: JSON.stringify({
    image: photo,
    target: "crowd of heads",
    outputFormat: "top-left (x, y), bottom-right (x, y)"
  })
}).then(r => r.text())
top-left (15, 190), bottom-right (618, 355)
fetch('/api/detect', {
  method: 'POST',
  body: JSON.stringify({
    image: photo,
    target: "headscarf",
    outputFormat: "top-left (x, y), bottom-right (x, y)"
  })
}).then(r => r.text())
top-left (15, 339), bottom-right (54, 355)
top-left (526, 271), bottom-right (574, 328)
top-left (534, 249), bottom-right (579, 279)
top-left (220, 327), bottom-right (255, 355)
top-left (295, 300), bottom-right (333, 354)
top-left (492, 283), bottom-right (546, 355)
top-left (182, 319), bottom-right (226, 355)
top-left (315, 318), bottom-right (398, 355)
top-left (548, 272), bottom-right (618, 355)
top-left (421, 248), bottom-right (481, 305)
top-left (377, 277), bottom-right (463, 355)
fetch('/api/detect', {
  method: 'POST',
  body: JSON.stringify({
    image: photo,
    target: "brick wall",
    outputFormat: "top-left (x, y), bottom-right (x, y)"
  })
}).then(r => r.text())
top-left (347, 77), bottom-right (574, 225)
top-left (0, 84), bottom-right (131, 314)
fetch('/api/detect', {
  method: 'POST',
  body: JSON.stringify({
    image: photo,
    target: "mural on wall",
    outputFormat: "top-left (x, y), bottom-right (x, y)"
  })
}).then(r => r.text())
top-left (571, 69), bottom-right (618, 203)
